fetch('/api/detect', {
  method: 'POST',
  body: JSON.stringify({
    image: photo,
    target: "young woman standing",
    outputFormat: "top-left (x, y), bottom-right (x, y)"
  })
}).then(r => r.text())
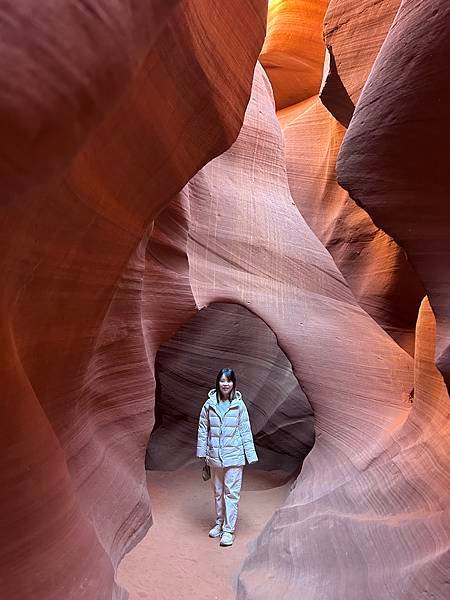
top-left (196, 368), bottom-right (258, 547)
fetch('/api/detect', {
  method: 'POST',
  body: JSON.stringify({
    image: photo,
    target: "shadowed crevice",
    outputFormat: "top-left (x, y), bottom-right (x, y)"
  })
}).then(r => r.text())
top-left (320, 46), bottom-right (355, 128)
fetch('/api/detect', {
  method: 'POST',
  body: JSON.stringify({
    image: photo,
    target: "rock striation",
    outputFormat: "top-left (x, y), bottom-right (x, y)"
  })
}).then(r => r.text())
top-left (270, 0), bottom-right (425, 354)
top-left (1, 1), bottom-right (449, 599)
top-left (169, 63), bottom-right (448, 600)
top-left (0, 2), bottom-right (267, 598)
top-left (338, 0), bottom-right (450, 391)
top-left (321, 0), bottom-right (402, 126)
top-left (281, 98), bottom-right (425, 354)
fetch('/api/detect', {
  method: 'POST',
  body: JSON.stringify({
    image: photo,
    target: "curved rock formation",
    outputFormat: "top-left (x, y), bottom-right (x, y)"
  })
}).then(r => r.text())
top-left (0, 2), bottom-right (267, 598)
top-left (281, 98), bottom-right (425, 353)
top-left (338, 0), bottom-right (450, 390)
top-left (187, 59), bottom-right (412, 476)
top-left (239, 301), bottom-right (449, 600)
top-left (272, 0), bottom-right (425, 354)
top-left (321, 0), bottom-right (401, 125)
top-left (170, 62), bottom-right (446, 599)
top-left (260, 0), bottom-right (329, 110)
top-left (2, 1), bottom-right (449, 599)
top-left (148, 302), bottom-right (314, 473)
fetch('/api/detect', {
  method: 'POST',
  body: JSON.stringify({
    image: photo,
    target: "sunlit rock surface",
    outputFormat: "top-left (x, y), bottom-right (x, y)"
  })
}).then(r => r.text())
top-left (260, 0), bottom-right (329, 110)
top-left (321, 0), bottom-right (401, 126)
top-left (281, 98), bottom-right (424, 353)
top-left (0, 1), bottom-right (267, 598)
top-left (271, 0), bottom-right (425, 354)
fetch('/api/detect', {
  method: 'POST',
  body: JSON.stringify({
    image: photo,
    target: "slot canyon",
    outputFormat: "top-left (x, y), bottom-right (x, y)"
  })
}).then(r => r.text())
top-left (1, 1), bottom-right (449, 599)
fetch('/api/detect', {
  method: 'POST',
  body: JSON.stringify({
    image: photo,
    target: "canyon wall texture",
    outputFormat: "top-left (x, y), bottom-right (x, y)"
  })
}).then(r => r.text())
top-left (171, 63), bottom-right (448, 598)
top-left (0, 2), bottom-right (267, 598)
top-left (270, 0), bottom-right (425, 354)
top-left (1, 1), bottom-right (449, 599)
top-left (338, 0), bottom-right (450, 392)
top-left (259, 0), bottom-right (329, 110)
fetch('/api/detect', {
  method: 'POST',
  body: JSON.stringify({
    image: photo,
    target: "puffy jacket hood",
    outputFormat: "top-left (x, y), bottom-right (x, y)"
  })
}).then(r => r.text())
top-left (207, 388), bottom-right (242, 404)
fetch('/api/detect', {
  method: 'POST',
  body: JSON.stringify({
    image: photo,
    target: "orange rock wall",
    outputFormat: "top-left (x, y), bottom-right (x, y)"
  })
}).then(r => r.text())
top-left (281, 99), bottom-right (425, 353)
top-left (321, 0), bottom-right (402, 125)
top-left (260, 0), bottom-right (329, 110)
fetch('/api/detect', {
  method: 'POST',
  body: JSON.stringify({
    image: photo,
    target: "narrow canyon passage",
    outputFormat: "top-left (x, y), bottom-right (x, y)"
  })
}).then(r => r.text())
top-left (118, 464), bottom-right (291, 600)
top-left (1, 1), bottom-right (449, 598)
top-left (118, 302), bottom-right (314, 598)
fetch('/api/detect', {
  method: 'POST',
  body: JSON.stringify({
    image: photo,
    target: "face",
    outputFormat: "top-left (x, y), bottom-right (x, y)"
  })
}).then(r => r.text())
top-left (219, 375), bottom-right (233, 398)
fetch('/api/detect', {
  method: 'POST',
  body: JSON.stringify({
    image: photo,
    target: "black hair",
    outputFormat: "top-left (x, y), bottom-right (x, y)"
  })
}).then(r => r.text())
top-left (215, 367), bottom-right (236, 401)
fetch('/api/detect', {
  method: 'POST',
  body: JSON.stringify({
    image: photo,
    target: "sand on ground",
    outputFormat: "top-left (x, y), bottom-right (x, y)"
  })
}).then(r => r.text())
top-left (117, 461), bottom-right (291, 600)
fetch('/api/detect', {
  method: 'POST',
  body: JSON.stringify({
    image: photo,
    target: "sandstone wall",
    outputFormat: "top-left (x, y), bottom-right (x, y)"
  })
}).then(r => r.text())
top-left (0, 2), bottom-right (267, 598)
top-left (1, 1), bottom-right (449, 599)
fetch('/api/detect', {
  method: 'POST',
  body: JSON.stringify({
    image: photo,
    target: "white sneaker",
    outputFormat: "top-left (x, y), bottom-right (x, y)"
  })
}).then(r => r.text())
top-left (220, 532), bottom-right (234, 546)
top-left (208, 524), bottom-right (223, 538)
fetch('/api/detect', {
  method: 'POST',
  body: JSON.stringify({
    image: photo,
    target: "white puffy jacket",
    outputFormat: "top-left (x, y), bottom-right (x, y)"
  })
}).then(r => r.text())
top-left (196, 389), bottom-right (258, 468)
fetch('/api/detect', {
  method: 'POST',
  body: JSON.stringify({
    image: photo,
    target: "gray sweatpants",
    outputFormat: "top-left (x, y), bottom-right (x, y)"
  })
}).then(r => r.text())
top-left (211, 466), bottom-right (244, 533)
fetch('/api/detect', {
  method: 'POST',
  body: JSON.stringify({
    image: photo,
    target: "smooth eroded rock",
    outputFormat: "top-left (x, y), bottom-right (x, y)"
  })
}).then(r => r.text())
top-left (321, 0), bottom-right (401, 125)
top-left (0, 2), bottom-right (267, 598)
top-left (337, 0), bottom-right (450, 390)
top-left (260, 0), bottom-right (329, 110)
top-left (282, 97), bottom-right (424, 353)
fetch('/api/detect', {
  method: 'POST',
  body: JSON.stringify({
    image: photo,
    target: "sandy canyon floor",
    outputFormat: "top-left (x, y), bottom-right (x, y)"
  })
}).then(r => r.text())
top-left (118, 462), bottom-right (291, 600)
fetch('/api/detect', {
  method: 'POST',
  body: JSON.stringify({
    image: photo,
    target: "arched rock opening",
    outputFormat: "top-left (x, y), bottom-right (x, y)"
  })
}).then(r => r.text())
top-left (147, 302), bottom-right (315, 475)
top-left (118, 305), bottom-right (314, 599)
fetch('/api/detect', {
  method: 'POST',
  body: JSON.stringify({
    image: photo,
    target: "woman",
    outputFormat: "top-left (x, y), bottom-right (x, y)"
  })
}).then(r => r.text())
top-left (196, 367), bottom-right (258, 547)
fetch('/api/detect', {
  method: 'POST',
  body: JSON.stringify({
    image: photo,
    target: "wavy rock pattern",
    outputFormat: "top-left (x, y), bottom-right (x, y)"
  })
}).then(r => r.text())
top-left (174, 63), bottom-right (447, 600)
top-left (271, 0), bottom-right (424, 353)
top-left (338, 0), bottom-right (450, 390)
top-left (2, 1), bottom-right (449, 599)
top-left (148, 302), bottom-right (314, 473)
top-left (239, 305), bottom-right (449, 600)
top-left (0, 2), bottom-right (267, 598)
top-left (281, 98), bottom-right (425, 353)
